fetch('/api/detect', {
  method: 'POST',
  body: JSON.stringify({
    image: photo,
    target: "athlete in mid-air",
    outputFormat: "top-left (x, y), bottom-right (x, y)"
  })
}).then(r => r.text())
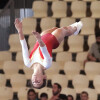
top-left (15, 18), bottom-right (83, 89)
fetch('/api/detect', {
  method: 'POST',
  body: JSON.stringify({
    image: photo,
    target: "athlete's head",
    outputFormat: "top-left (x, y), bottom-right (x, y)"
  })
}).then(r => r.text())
top-left (31, 72), bottom-right (47, 89)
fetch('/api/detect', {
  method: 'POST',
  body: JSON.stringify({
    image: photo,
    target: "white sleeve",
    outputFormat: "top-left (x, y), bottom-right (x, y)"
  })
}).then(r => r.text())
top-left (40, 45), bottom-right (52, 69)
top-left (20, 39), bottom-right (32, 68)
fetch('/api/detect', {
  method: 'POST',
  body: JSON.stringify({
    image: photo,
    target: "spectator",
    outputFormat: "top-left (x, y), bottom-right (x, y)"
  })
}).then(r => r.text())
top-left (80, 91), bottom-right (88, 100)
top-left (40, 93), bottom-right (48, 100)
top-left (58, 94), bottom-right (67, 100)
top-left (27, 89), bottom-right (37, 100)
top-left (50, 83), bottom-right (62, 100)
top-left (84, 33), bottom-right (100, 64)
top-left (67, 95), bottom-right (74, 100)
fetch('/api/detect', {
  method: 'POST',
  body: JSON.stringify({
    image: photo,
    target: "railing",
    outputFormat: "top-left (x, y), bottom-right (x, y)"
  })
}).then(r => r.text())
top-left (0, 0), bottom-right (33, 51)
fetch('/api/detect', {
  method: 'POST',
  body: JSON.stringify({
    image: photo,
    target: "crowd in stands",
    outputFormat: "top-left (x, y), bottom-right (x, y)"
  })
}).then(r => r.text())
top-left (27, 83), bottom-right (89, 100)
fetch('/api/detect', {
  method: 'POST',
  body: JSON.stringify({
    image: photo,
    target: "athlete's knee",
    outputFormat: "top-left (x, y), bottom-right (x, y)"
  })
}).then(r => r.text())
top-left (55, 28), bottom-right (65, 33)
top-left (52, 27), bottom-right (58, 30)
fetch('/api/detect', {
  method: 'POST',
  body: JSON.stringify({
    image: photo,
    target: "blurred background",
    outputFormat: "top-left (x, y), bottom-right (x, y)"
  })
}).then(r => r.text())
top-left (0, 0), bottom-right (100, 100)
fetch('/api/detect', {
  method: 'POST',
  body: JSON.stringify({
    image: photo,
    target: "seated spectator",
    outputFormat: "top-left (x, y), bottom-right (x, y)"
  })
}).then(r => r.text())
top-left (67, 95), bottom-right (74, 100)
top-left (58, 94), bottom-right (67, 100)
top-left (27, 89), bottom-right (37, 100)
top-left (84, 33), bottom-right (100, 64)
top-left (40, 93), bottom-right (48, 100)
top-left (50, 83), bottom-right (62, 100)
top-left (80, 91), bottom-right (88, 100)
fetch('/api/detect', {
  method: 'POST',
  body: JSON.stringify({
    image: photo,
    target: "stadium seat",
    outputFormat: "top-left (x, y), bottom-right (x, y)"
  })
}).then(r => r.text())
top-left (88, 35), bottom-right (96, 49)
top-left (0, 51), bottom-right (12, 69)
top-left (68, 35), bottom-right (84, 53)
top-left (18, 87), bottom-right (29, 100)
top-left (3, 61), bottom-right (19, 79)
top-left (16, 52), bottom-right (23, 62)
top-left (61, 88), bottom-right (76, 100)
top-left (52, 40), bottom-right (64, 53)
top-left (0, 87), bottom-right (13, 100)
top-left (40, 17), bottom-right (56, 31)
top-left (64, 0), bottom-right (78, 1)
top-left (80, 18), bottom-right (95, 35)
top-left (64, 61), bottom-right (81, 80)
top-left (91, 1), bottom-right (100, 18)
top-left (71, 1), bottom-right (86, 18)
top-left (56, 52), bottom-right (72, 68)
top-left (23, 66), bottom-right (33, 80)
top-left (16, 51), bottom-right (24, 69)
top-left (45, 62), bottom-right (61, 80)
top-left (32, 1), bottom-right (48, 18)
top-left (94, 75), bottom-right (100, 94)
top-left (44, 0), bottom-right (58, 2)
top-left (76, 52), bottom-right (88, 69)
top-left (28, 35), bottom-right (36, 52)
top-left (0, 74), bottom-right (6, 87)
top-left (83, 0), bottom-right (97, 1)
top-left (9, 34), bottom-right (21, 52)
top-left (85, 62), bottom-right (100, 80)
top-left (22, 18), bottom-right (37, 35)
top-left (73, 74), bottom-right (89, 93)
top-left (51, 1), bottom-right (67, 18)
top-left (11, 74), bottom-right (27, 92)
top-left (83, 88), bottom-right (98, 100)
top-left (52, 74), bottom-right (68, 88)
top-left (60, 18), bottom-right (75, 28)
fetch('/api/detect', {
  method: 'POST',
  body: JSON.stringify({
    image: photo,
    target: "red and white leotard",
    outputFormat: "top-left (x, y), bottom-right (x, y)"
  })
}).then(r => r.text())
top-left (20, 33), bottom-right (59, 69)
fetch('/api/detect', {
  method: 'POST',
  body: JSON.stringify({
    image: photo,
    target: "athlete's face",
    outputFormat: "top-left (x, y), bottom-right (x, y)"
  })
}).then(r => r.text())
top-left (31, 73), bottom-right (44, 88)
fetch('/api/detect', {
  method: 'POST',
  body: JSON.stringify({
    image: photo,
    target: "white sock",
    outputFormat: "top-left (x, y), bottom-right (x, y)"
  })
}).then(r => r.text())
top-left (70, 21), bottom-right (83, 35)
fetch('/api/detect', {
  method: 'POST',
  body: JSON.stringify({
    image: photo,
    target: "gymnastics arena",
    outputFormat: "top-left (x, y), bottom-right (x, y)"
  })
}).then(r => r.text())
top-left (0, 0), bottom-right (100, 100)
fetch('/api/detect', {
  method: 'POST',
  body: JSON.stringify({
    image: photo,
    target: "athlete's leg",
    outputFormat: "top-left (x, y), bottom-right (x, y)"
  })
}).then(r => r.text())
top-left (51, 21), bottom-right (83, 44)
top-left (41, 27), bottom-right (58, 36)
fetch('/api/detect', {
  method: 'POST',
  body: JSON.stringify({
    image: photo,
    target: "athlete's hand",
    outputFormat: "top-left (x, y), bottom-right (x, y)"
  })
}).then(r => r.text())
top-left (14, 18), bottom-right (23, 33)
top-left (32, 31), bottom-right (41, 41)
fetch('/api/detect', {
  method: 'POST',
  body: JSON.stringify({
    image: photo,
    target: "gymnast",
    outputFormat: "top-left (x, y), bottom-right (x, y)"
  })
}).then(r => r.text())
top-left (14, 18), bottom-right (83, 89)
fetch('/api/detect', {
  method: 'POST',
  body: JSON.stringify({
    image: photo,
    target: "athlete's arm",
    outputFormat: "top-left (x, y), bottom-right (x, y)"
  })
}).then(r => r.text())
top-left (33, 32), bottom-right (52, 69)
top-left (15, 18), bottom-right (32, 68)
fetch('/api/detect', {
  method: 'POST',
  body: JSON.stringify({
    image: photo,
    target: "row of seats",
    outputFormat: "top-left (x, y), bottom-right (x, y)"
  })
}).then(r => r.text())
top-left (22, 17), bottom-right (98, 35)
top-left (0, 73), bottom-right (100, 98)
top-left (32, 1), bottom-right (100, 18)
top-left (0, 60), bottom-right (100, 86)
top-left (0, 86), bottom-right (98, 100)
top-left (1, 56), bottom-right (100, 81)
top-left (0, 50), bottom-right (89, 68)
top-left (8, 34), bottom-right (96, 52)
top-left (45, 61), bottom-right (100, 81)
top-left (0, 51), bottom-right (87, 69)
top-left (43, 0), bottom-right (99, 2)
